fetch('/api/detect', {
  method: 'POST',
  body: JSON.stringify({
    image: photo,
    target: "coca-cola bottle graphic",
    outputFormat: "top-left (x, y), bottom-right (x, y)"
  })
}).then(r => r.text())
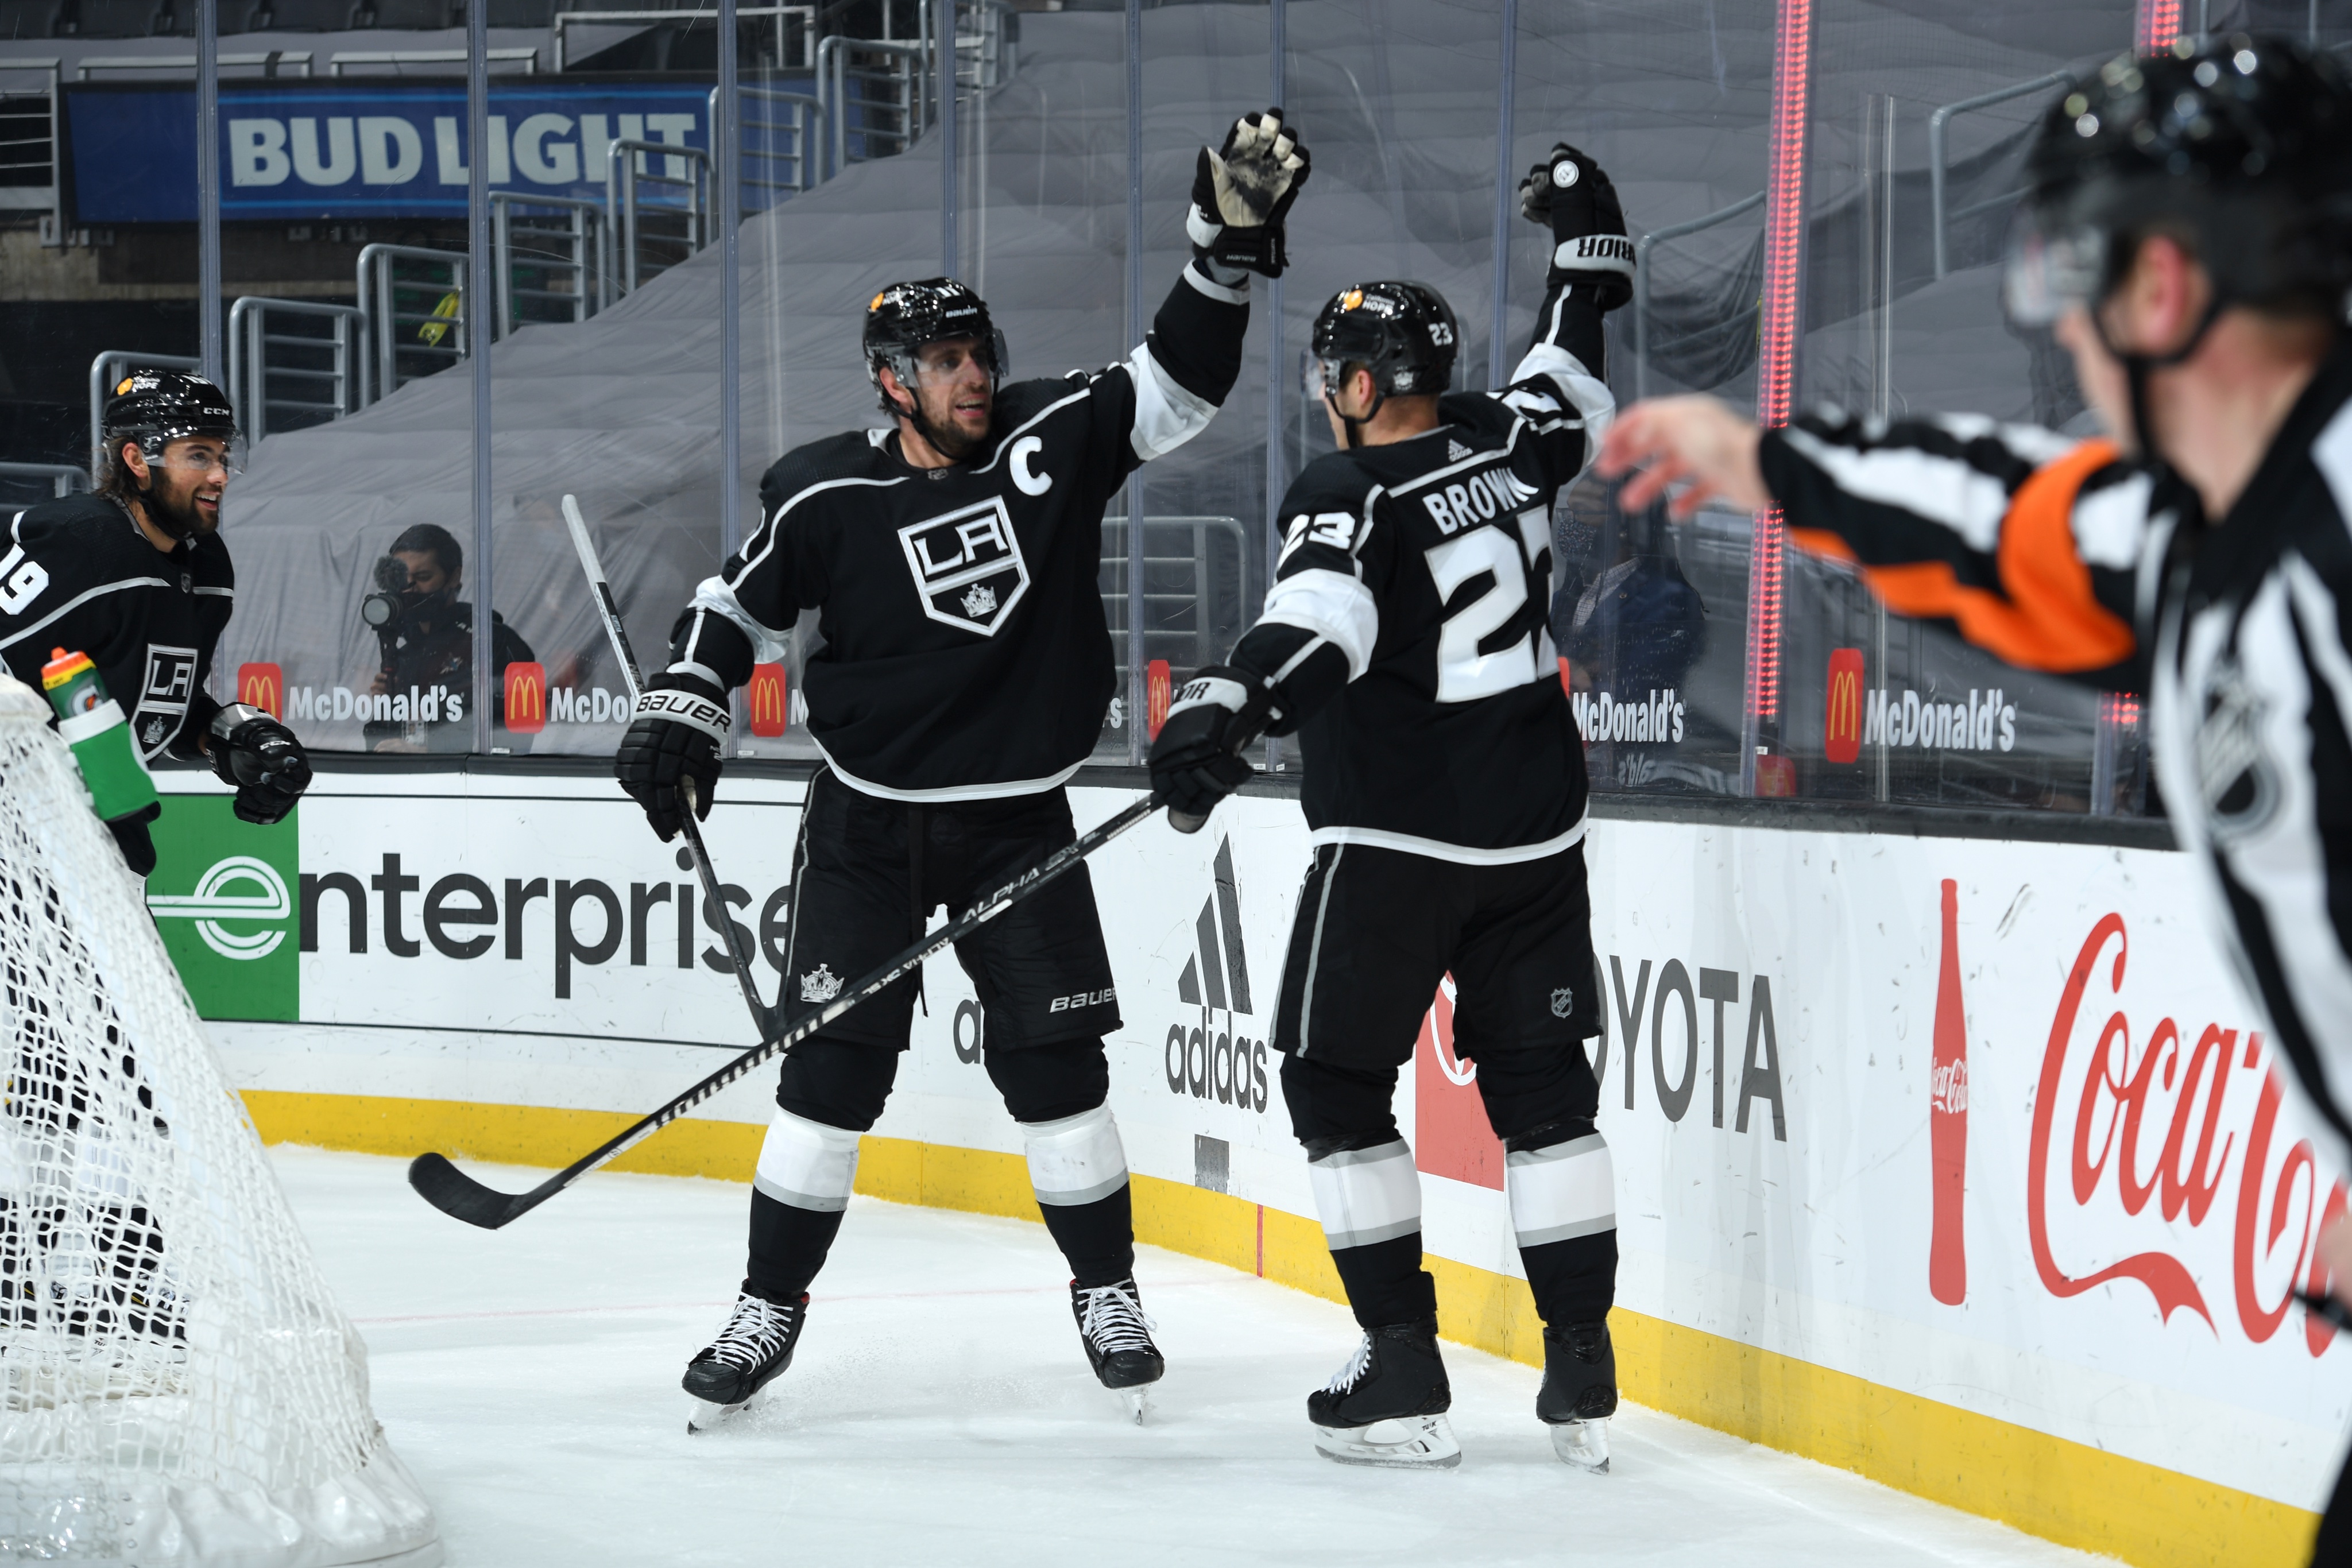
top-left (1930, 878), bottom-right (1969, 1305)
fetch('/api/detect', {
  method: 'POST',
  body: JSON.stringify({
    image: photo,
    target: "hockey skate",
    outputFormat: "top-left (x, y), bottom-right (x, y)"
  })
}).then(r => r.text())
top-left (1071, 1278), bottom-right (1164, 1422)
top-left (1538, 1319), bottom-right (1618, 1473)
top-left (1307, 1319), bottom-right (1460, 1469)
top-left (682, 1288), bottom-right (807, 1433)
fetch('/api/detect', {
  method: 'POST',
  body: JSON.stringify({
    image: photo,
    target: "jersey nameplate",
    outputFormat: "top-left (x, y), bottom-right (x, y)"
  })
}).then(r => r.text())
top-left (133, 642), bottom-right (199, 758)
top-left (1411, 463), bottom-right (1539, 537)
top-left (898, 496), bottom-right (1032, 636)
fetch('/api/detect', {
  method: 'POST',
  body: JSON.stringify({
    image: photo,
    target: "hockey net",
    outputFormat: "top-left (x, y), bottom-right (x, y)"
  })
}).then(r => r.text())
top-left (0, 675), bottom-right (440, 1565)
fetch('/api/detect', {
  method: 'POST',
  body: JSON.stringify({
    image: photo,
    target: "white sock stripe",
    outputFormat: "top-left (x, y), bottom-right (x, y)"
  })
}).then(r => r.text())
top-left (1307, 1139), bottom-right (1421, 1252)
top-left (1506, 1131), bottom-right (1615, 1249)
top-left (1020, 1102), bottom-right (1130, 1207)
top-left (752, 1106), bottom-right (862, 1213)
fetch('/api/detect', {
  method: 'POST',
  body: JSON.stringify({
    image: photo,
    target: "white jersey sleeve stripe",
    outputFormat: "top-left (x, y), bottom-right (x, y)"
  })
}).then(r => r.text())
top-left (2069, 471), bottom-right (2156, 570)
top-left (0, 575), bottom-right (172, 653)
top-left (1778, 424), bottom-right (2016, 552)
top-left (1259, 567), bottom-right (1379, 680)
top-left (1506, 342), bottom-right (1612, 471)
top-left (1125, 342), bottom-right (1218, 462)
top-left (682, 580), bottom-right (791, 664)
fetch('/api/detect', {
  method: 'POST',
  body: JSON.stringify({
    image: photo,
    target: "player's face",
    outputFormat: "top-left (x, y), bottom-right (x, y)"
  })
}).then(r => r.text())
top-left (903, 337), bottom-right (994, 447)
top-left (135, 436), bottom-right (232, 535)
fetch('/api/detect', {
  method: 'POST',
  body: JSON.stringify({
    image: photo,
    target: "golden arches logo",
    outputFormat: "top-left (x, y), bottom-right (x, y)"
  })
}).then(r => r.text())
top-left (236, 662), bottom-right (284, 719)
top-left (504, 661), bottom-right (547, 734)
top-left (747, 662), bottom-right (788, 738)
top-left (1824, 648), bottom-right (1864, 765)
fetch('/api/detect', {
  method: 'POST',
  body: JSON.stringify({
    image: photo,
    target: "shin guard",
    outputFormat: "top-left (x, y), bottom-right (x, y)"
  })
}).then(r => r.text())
top-left (1308, 1140), bottom-right (1434, 1327)
top-left (1022, 1104), bottom-right (1135, 1286)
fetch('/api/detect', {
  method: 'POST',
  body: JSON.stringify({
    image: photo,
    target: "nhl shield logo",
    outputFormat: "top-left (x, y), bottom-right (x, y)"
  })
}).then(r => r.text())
top-left (899, 497), bottom-right (1030, 636)
top-left (1550, 986), bottom-right (1575, 1019)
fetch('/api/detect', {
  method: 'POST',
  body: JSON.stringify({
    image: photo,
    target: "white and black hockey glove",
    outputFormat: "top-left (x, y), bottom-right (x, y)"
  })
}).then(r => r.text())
top-left (1188, 109), bottom-right (1311, 279)
top-left (614, 671), bottom-right (730, 842)
top-left (207, 704), bottom-right (312, 826)
top-left (1148, 665), bottom-right (1283, 834)
top-left (1519, 142), bottom-right (1633, 312)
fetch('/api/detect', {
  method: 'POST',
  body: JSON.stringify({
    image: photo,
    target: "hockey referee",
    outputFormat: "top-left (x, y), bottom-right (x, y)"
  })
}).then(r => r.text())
top-left (617, 110), bottom-right (1310, 1427)
top-left (1601, 37), bottom-right (2352, 1558)
top-left (0, 371), bottom-right (311, 873)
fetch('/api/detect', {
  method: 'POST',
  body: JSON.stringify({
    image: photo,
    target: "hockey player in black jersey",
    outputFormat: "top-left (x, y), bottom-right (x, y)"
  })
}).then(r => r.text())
top-left (1599, 38), bottom-right (2352, 1558)
top-left (1150, 143), bottom-right (1630, 1471)
top-left (0, 371), bottom-right (311, 874)
top-left (616, 110), bottom-right (1309, 1429)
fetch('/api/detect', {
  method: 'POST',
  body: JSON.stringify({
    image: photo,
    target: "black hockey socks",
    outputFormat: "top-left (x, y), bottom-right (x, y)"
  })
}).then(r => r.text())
top-left (1306, 1137), bottom-right (1437, 1329)
top-left (743, 1106), bottom-right (862, 1303)
top-left (1019, 1104), bottom-right (1136, 1287)
top-left (1504, 1124), bottom-right (1618, 1327)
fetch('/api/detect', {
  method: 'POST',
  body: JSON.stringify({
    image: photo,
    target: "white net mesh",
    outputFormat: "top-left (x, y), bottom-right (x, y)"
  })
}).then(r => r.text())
top-left (0, 675), bottom-right (440, 1566)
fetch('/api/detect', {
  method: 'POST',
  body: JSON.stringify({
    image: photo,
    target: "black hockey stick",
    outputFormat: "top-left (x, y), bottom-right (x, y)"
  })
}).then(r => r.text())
top-left (405, 494), bottom-right (1169, 1228)
top-left (405, 791), bottom-right (1161, 1228)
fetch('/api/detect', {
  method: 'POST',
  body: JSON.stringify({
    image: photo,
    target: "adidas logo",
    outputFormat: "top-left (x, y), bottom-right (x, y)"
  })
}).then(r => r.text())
top-left (1163, 836), bottom-right (1270, 1113)
top-left (1448, 440), bottom-right (1472, 462)
top-left (1176, 837), bottom-right (1252, 1015)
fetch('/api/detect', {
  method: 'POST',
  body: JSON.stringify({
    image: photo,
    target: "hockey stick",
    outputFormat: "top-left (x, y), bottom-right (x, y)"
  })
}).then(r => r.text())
top-left (554, 493), bottom-right (773, 1037)
top-left (405, 498), bottom-right (1167, 1229)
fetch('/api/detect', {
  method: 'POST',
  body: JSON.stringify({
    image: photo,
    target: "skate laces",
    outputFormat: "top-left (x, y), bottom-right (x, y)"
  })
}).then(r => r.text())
top-left (704, 1293), bottom-right (795, 1370)
top-left (1322, 1334), bottom-right (1374, 1395)
top-left (1076, 1283), bottom-right (1155, 1354)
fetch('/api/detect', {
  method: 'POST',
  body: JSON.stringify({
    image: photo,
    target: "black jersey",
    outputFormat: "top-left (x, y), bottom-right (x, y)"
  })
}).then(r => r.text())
top-left (0, 492), bottom-right (231, 761)
top-left (1755, 337), bottom-right (2352, 1147)
top-left (1227, 289), bottom-right (1615, 862)
top-left (667, 262), bottom-right (1252, 800)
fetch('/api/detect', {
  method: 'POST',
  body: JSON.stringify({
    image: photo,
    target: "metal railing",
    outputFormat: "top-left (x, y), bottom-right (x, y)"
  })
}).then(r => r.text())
top-left (0, 462), bottom-right (89, 499)
top-left (74, 51), bottom-right (313, 78)
top-left (1633, 189), bottom-right (1765, 401)
top-left (492, 192), bottom-right (608, 331)
top-left (719, 82), bottom-right (822, 210)
top-left (1928, 71), bottom-right (2070, 278)
top-left (555, 7), bottom-right (814, 72)
top-left (358, 243), bottom-right (469, 400)
top-left (88, 350), bottom-right (200, 471)
top-left (1101, 515), bottom-right (1250, 675)
top-left (608, 137), bottom-right (709, 293)
top-left (227, 297), bottom-right (367, 442)
top-left (327, 48), bottom-right (538, 75)
top-left (0, 61), bottom-right (57, 233)
top-left (817, 34), bottom-right (927, 179)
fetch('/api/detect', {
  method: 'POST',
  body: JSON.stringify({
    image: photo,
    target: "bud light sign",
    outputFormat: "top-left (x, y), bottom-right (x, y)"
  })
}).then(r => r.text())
top-left (64, 79), bottom-right (713, 223)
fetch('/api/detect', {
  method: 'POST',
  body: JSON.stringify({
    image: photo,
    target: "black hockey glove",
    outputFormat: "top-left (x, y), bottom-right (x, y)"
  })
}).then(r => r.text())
top-left (1519, 142), bottom-right (1633, 312)
top-left (207, 704), bottom-right (312, 826)
top-left (615, 671), bottom-right (730, 842)
top-left (1188, 109), bottom-right (1311, 279)
top-left (1148, 665), bottom-right (1284, 834)
top-left (108, 808), bottom-right (158, 879)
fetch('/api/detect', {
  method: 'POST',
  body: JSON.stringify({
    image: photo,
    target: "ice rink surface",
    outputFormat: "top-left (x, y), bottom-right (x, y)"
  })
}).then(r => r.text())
top-left (277, 1148), bottom-right (2118, 1566)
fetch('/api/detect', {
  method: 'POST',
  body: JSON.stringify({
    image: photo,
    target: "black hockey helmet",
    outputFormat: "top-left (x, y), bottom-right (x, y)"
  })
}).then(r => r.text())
top-left (100, 369), bottom-right (239, 459)
top-left (1309, 281), bottom-right (1459, 446)
top-left (862, 278), bottom-right (1008, 412)
top-left (2005, 34), bottom-right (2352, 331)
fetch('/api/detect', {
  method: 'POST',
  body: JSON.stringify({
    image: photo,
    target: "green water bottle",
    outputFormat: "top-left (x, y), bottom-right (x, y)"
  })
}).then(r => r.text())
top-left (41, 646), bottom-right (159, 823)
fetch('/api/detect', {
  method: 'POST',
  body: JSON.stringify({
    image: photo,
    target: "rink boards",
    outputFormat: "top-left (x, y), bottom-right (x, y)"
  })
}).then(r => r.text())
top-left (150, 768), bottom-right (2346, 1567)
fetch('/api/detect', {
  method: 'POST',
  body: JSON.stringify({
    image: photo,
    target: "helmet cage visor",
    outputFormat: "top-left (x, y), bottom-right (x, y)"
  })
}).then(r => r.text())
top-left (113, 427), bottom-right (247, 478)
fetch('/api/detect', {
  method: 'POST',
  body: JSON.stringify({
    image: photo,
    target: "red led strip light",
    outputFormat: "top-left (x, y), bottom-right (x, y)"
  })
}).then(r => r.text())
top-left (1748, 0), bottom-right (1812, 728)
top-left (2135, 0), bottom-right (2181, 53)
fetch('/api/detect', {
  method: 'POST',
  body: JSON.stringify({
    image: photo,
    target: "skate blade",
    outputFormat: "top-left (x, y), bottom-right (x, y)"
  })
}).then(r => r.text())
top-left (685, 1388), bottom-right (761, 1434)
top-left (1549, 1418), bottom-right (1610, 1473)
top-left (1117, 1385), bottom-right (1151, 1424)
top-left (1312, 1414), bottom-right (1461, 1469)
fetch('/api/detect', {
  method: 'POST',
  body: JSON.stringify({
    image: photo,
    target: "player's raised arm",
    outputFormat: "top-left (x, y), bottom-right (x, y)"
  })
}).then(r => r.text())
top-left (1496, 142), bottom-right (1631, 485)
top-left (1599, 397), bottom-right (2148, 684)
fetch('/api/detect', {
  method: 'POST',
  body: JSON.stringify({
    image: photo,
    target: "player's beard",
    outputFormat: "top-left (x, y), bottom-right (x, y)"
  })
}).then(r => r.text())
top-left (912, 382), bottom-right (993, 462)
top-left (144, 473), bottom-right (216, 540)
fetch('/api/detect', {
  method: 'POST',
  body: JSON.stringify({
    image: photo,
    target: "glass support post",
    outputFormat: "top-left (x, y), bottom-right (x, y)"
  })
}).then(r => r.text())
top-left (469, 0), bottom-right (496, 753)
top-left (1263, 0), bottom-right (1286, 772)
top-left (1486, 0), bottom-right (1517, 391)
top-left (196, 0), bottom-right (222, 385)
top-left (719, 0), bottom-right (742, 556)
top-left (1123, 0), bottom-right (1144, 767)
top-left (940, 0), bottom-right (958, 276)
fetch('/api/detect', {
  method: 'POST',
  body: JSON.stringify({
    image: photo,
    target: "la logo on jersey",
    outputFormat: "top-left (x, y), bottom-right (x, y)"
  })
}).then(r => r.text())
top-left (134, 644), bottom-right (199, 758)
top-left (898, 497), bottom-right (1030, 636)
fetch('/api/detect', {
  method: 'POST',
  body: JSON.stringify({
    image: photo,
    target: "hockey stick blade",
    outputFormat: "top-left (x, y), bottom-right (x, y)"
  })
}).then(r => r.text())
top-left (407, 1151), bottom-right (535, 1230)
top-left (406, 793), bottom-right (1165, 1229)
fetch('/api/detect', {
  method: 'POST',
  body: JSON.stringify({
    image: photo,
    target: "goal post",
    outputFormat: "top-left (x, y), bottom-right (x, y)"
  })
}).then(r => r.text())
top-left (0, 673), bottom-right (441, 1566)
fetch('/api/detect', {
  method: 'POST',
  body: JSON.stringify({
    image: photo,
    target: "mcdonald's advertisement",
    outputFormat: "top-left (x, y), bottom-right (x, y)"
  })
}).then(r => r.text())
top-left (146, 769), bottom-right (2352, 1514)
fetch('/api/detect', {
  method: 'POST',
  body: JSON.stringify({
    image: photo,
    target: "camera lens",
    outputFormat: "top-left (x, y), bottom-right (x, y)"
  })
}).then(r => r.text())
top-left (361, 591), bottom-right (399, 629)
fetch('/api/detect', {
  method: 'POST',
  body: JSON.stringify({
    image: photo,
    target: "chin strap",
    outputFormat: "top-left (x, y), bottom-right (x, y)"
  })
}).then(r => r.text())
top-left (1324, 387), bottom-right (1387, 450)
top-left (2094, 293), bottom-right (2225, 485)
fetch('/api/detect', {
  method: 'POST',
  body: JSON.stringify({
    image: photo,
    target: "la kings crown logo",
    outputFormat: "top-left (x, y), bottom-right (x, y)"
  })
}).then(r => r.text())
top-left (899, 497), bottom-right (1030, 636)
top-left (1165, 837), bottom-right (1270, 1113)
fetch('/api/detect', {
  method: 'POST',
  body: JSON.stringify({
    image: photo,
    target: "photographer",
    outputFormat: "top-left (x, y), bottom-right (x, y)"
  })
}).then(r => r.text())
top-left (361, 524), bottom-right (534, 753)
